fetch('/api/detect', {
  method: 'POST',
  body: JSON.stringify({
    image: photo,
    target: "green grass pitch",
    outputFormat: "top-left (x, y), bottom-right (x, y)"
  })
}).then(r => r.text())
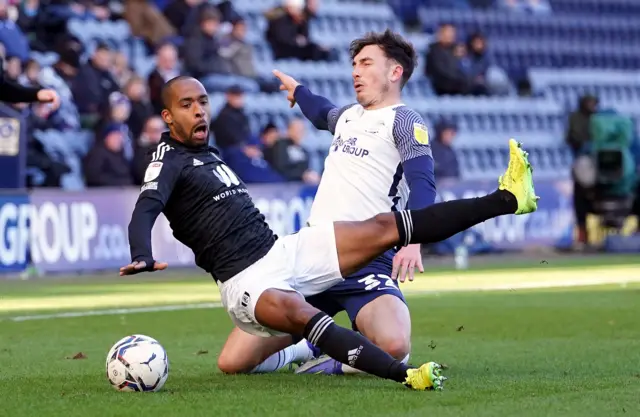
top-left (1, 256), bottom-right (640, 417)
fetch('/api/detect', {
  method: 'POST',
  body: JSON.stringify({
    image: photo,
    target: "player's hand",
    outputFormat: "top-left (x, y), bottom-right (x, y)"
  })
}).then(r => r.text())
top-left (392, 244), bottom-right (424, 283)
top-left (119, 260), bottom-right (168, 276)
top-left (36, 89), bottom-right (60, 111)
top-left (272, 69), bottom-right (300, 108)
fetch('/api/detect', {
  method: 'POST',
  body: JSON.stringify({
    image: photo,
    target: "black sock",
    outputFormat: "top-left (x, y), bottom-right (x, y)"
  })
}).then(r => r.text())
top-left (395, 189), bottom-right (517, 246)
top-left (304, 312), bottom-right (411, 383)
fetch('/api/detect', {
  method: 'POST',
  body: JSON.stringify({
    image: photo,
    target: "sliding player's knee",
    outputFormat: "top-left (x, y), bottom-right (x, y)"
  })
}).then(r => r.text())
top-left (375, 334), bottom-right (411, 360)
top-left (217, 349), bottom-right (258, 374)
top-left (356, 296), bottom-right (411, 359)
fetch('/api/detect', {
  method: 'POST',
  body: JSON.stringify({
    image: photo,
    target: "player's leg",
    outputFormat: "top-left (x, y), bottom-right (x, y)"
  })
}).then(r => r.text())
top-left (253, 288), bottom-right (442, 390)
top-left (344, 259), bottom-right (412, 363)
top-left (219, 230), bottom-right (441, 390)
top-left (293, 139), bottom-right (535, 377)
top-left (222, 296), bottom-right (342, 374)
top-left (335, 139), bottom-right (538, 278)
top-left (297, 293), bottom-right (412, 375)
top-left (296, 262), bottom-right (412, 374)
top-left (227, 139), bottom-right (535, 389)
top-left (349, 293), bottom-right (411, 365)
top-left (217, 327), bottom-right (315, 374)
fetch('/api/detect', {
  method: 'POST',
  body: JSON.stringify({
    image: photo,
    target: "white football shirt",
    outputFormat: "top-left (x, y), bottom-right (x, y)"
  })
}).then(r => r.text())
top-left (307, 103), bottom-right (432, 226)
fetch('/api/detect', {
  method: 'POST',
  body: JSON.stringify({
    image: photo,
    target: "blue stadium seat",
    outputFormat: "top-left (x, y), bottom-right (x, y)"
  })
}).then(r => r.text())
top-left (30, 51), bottom-right (59, 67)
top-left (549, 0), bottom-right (640, 16)
top-left (33, 130), bottom-right (89, 190)
top-left (67, 18), bottom-right (132, 51)
top-left (44, 0), bottom-right (640, 187)
top-left (418, 9), bottom-right (640, 72)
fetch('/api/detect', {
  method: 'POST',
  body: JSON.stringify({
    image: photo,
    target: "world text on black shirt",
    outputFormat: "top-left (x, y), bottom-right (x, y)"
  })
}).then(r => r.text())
top-left (128, 133), bottom-right (276, 282)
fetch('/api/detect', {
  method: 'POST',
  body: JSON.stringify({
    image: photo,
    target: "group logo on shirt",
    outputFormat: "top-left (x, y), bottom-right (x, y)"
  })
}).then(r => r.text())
top-left (330, 135), bottom-right (370, 158)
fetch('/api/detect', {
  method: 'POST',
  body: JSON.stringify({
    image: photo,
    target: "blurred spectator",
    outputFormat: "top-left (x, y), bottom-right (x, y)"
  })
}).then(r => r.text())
top-left (16, 0), bottom-right (39, 34)
top-left (465, 34), bottom-right (490, 89)
top-left (265, 0), bottom-right (334, 62)
top-left (163, 0), bottom-right (203, 36)
top-left (431, 119), bottom-right (460, 180)
top-left (113, 51), bottom-right (135, 88)
top-left (72, 41), bottom-right (119, 118)
top-left (466, 34), bottom-right (488, 71)
top-left (516, 78), bottom-right (533, 97)
top-left (33, 2), bottom-right (89, 51)
top-left (38, 39), bottom-right (82, 130)
top-left (176, 0), bottom-right (242, 38)
top-left (182, 7), bottom-right (226, 79)
top-left (3, 55), bottom-right (22, 82)
top-left (263, 117), bottom-right (320, 184)
top-left (219, 17), bottom-right (280, 93)
top-left (183, 7), bottom-right (258, 93)
top-left (566, 94), bottom-right (599, 246)
top-left (83, 125), bottom-right (134, 187)
top-left (425, 23), bottom-right (487, 95)
top-left (210, 85), bottom-right (255, 152)
top-left (91, 0), bottom-right (113, 21)
top-left (25, 102), bottom-right (72, 187)
top-left (259, 121), bottom-right (280, 149)
top-left (425, 24), bottom-right (474, 96)
top-left (216, 0), bottom-right (241, 23)
top-left (465, 32), bottom-right (511, 96)
top-left (29, 98), bottom-right (67, 131)
top-left (19, 58), bottom-right (41, 88)
top-left (95, 91), bottom-right (135, 162)
top-left (124, 0), bottom-right (176, 50)
top-left (132, 115), bottom-right (165, 184)
top-left (0, 0), bottom-right (30, 62)
top-left (124, 75), bottom-right (154, 138)
top-left (148, 42), bottom-right (181, 114)
top-left (218, 119), bottom-right (286, 184)
top-left (566, 95), bottom-right (598, 156)
top-left (219, 18), bottom-right (254, 77)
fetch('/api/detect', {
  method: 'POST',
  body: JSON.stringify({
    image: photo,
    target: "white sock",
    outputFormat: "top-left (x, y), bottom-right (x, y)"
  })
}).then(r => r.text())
top-left (249, 340), bottom-right (314, 374)
top-left (340, 353), bottom-right (410, 375)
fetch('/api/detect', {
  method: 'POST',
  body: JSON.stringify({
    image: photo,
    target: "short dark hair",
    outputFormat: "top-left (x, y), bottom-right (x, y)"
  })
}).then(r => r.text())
top-left (349, 29), bottom-right (417, 88)
top-left (161, 75), bottom-right (194, 110)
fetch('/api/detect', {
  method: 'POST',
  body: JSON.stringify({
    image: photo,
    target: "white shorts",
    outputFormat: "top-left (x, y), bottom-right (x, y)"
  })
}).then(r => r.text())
top-left (217, 223), bottom-right (343, 337)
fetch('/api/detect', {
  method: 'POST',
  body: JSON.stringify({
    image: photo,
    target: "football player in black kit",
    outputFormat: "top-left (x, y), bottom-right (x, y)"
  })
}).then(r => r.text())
top-left (122, 76), bottom-right (539, 391)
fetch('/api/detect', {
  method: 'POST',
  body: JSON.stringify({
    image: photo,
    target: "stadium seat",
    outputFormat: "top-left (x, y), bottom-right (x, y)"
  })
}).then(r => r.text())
top-left (28, 0), bottom-right (640, 189)
top-left (33, 130), bottom-right (90, 190)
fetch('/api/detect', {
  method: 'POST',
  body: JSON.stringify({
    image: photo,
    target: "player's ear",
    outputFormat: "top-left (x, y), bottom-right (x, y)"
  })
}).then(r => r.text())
top-left (161, 109), bottom-right (173, 125)
top-left (390, 64), bottom-right (403, 84)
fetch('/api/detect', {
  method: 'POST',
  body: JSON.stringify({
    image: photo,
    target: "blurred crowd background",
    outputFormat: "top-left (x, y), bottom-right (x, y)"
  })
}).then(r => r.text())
top-left (2, 0), bottom-right (640, 249)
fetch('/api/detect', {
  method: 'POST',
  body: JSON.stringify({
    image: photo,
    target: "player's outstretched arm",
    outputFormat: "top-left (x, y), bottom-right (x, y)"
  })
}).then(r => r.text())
top-left (122, 197), bottom-right (168, 276)
top-left (121, 152), bottom-right (181, 276)
top-left (273, 69), bottom-right (349, 134)
top-left (391, 108), bottom-right (437, 282)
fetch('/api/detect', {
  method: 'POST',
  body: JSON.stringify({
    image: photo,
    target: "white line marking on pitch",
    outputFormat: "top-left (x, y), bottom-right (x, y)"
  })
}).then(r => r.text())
top-left (5, 302), bottom-right (223, 322)
top-left (5, 276), bottom-right (639, 322)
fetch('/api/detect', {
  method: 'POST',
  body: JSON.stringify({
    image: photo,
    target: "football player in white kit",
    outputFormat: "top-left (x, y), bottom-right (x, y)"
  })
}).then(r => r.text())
top-left (215, 30), bottom-right (437, 376)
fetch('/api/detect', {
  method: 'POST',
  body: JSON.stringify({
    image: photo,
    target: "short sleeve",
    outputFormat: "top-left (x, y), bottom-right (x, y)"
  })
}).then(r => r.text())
top-left (392, 106), bottom-right (433, 162)
top-left (139, 143), bottom-right (181, 206)
top-left (327, 103), bottom-right (357, 134)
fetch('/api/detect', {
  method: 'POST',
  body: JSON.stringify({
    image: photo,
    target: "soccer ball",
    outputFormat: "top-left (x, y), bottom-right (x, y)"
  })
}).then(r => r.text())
top-left (106, 334), bottom-right (169, 392)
